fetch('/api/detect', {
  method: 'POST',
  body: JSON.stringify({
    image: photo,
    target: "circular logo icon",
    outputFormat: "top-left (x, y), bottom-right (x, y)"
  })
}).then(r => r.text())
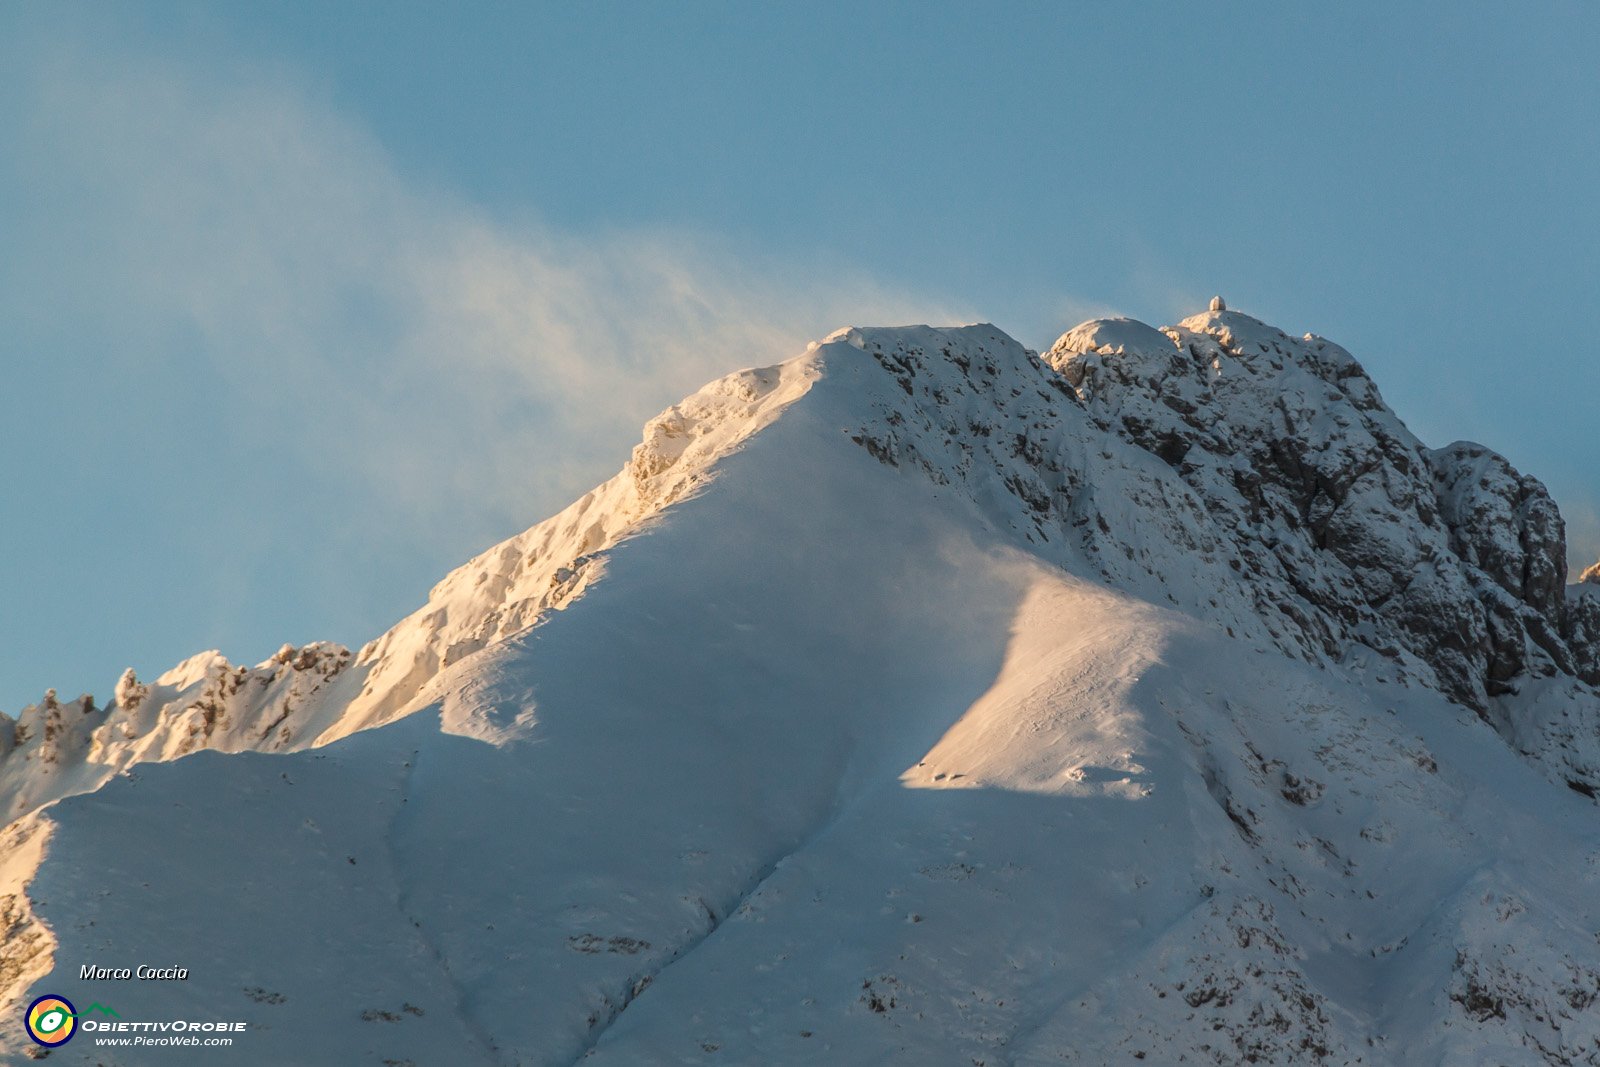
top-left (25, 994), bottom-right (76, 1047)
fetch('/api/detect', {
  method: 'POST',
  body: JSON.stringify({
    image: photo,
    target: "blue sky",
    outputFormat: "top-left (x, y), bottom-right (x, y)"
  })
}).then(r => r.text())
top-left (3, 2), bottom-right (1597, 713)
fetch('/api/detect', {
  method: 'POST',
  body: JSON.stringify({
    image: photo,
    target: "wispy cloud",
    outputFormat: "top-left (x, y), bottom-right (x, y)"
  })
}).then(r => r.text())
top-left (9, 42), bottom-right (964, 554)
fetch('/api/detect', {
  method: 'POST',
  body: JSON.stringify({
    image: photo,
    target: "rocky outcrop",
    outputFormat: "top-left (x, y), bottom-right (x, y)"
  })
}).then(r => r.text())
top-left (1048, 311), bottom-right (1519, 711)
top-left (1060, 311), bottom-right (1595, 708)
top-left (821, 309), bottom-right (1599, 790)
top-left (0, 643), bottom-right (355, 821)
top-left (1569, 574), bottom-right (1600, 686)
top-left (1429, 442), bottom-right (1575, 692)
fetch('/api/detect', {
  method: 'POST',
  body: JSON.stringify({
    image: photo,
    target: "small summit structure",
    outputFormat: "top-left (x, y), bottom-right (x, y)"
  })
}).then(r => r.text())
top-left (1209, 295), bottom-right (1226, 312)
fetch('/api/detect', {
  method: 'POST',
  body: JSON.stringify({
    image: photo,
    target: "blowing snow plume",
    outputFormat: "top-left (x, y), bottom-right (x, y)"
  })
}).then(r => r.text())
top-left (0, 37), bottom-right (965, 716)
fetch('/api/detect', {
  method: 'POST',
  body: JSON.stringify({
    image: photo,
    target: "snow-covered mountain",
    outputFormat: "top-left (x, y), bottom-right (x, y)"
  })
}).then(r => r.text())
top-left (4, 304), bottom-right (1600, 1065)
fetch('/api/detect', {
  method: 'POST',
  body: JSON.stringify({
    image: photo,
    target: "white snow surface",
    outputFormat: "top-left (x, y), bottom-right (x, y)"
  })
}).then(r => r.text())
top-left (4, 308), bottom-right (1600, 1065)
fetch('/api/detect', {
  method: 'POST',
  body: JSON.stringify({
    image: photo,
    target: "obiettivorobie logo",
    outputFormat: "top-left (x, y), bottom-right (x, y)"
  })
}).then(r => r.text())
top-left (23, 994), bottom-right (249, 1050)
top-left (24, 994), bottom-right (119, 1048)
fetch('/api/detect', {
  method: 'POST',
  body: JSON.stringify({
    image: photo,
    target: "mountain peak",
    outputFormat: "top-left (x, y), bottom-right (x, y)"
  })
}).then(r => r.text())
top-left (1046, 303), bottom-right (1305, 376)
top-left (5, 304), bottom-right (1600, 1064)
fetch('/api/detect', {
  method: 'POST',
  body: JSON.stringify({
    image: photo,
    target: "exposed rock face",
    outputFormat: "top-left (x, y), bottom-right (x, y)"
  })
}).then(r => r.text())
top-left (1036, 311), bottom-right (1598, 786)
top-left (1047, 311), bottom-right (1477, 694)
top-left (1431, 444), bottom-right (1569, 615)
top-left (1569, 570), bottom-right (1600, 686)
top-left (1430, 442), bottom-right (1574, 691)
top-left (1574, 561), bottom-right (1600, 682)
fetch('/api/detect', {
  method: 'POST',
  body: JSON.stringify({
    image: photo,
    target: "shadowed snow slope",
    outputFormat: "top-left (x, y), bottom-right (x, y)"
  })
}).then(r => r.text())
top-left (4, 311), bottom-right (1600, 1065)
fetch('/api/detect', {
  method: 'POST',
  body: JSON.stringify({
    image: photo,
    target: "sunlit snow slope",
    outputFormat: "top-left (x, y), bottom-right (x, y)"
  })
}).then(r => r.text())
top-left (4, 308), bottom-right (1600, 1065)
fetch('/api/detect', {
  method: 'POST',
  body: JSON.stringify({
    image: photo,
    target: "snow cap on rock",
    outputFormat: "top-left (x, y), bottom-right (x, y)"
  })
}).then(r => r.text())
top-left (1046, 317), bottom-right (1175, 360)
top-left (1041, 316), bottom-right (1179, 391)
